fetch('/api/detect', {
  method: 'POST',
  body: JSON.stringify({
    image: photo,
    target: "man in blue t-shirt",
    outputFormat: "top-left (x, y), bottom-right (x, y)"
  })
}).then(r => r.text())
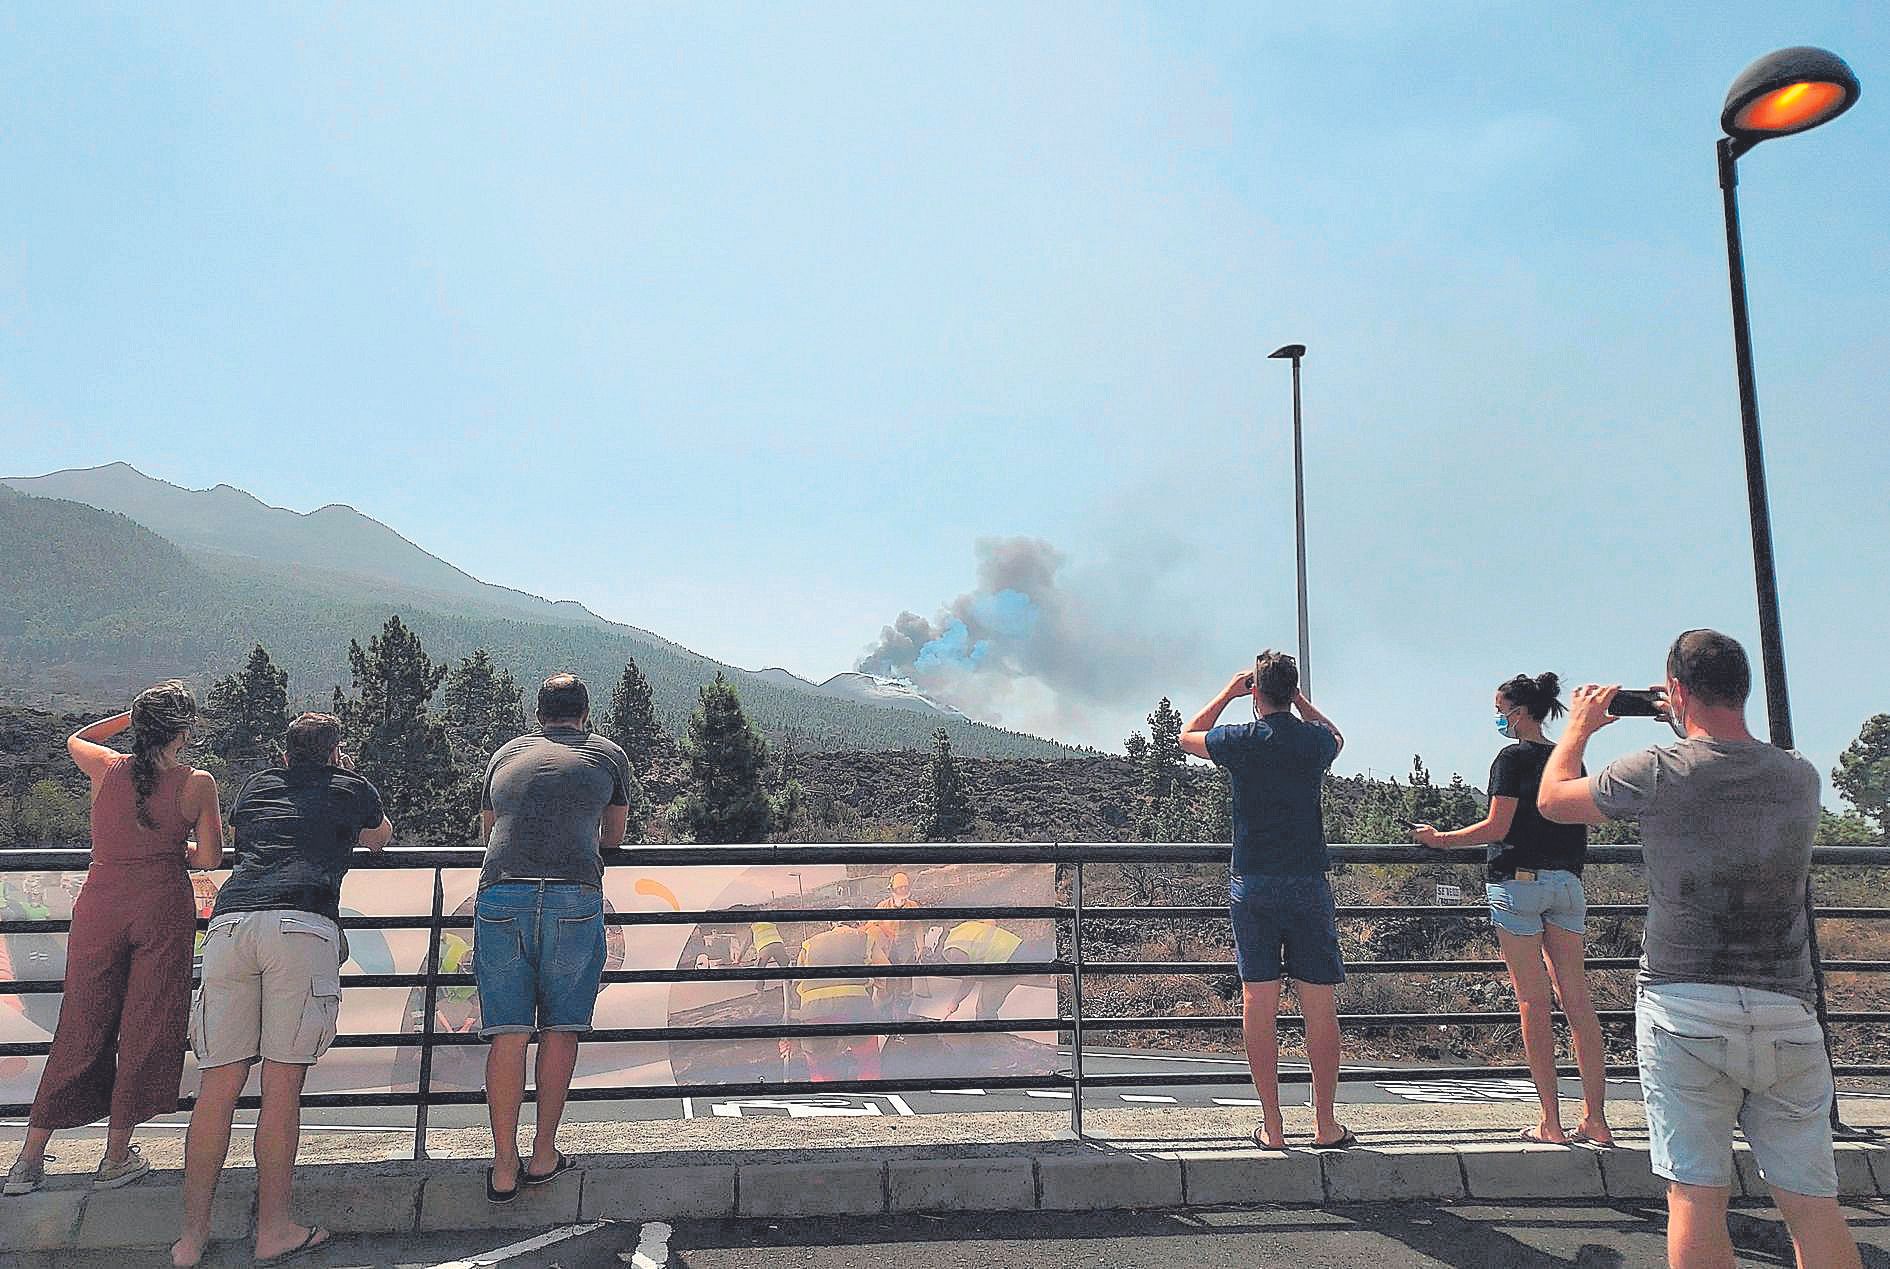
top-left (1180, 650), bottom-right (1350, 1152)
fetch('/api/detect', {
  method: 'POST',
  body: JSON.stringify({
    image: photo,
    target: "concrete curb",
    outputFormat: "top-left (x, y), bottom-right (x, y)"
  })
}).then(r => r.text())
top-left (6, 1139), bottom-right (1890, 1252)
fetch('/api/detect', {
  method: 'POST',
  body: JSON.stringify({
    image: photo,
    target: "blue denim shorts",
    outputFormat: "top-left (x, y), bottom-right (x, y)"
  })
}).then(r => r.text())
top-left (1637, 981), bottom-right (1837, 1197)
top-left (1229, 873), bottom-right (1345, 985)
top-left (1486, 869), bottom-right (1586, 938)
top-left (473, 882), bottom-right (606, 1037)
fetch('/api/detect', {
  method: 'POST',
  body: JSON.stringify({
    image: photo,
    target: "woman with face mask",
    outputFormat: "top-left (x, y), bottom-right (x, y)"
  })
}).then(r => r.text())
top-left (1410, 673), bottom-right (1613, 1147)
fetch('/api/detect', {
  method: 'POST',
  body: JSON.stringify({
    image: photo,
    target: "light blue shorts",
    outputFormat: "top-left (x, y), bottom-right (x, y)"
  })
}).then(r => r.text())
top-left (1637, 981), bottom-right (1837, 1197)
top-left (1486, 869), bottom-right (1586, 938)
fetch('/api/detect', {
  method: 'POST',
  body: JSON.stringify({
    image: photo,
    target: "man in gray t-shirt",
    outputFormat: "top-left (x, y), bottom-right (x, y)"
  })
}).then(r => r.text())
top-left (479, 725), bottom-right (633, 891)
top-left (474, 674), bottom-right (634, 1203)
top-left (1539, 630), bottom-right (1859, 1269)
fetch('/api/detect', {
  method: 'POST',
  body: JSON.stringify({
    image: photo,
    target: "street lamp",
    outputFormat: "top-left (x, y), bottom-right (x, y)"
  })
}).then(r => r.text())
top-left (1716, 45), bottom-right (1861, 1135)
top-left (1268, 343), bottom-right (1312, 697)
top-left (1716, 46), bottom-right (1860, 749)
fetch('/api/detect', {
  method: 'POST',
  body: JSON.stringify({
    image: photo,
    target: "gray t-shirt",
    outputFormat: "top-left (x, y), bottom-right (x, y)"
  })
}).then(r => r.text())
top-left (478, 727), bottom-right (632, 891)
top-left (1592, 737), bottom-right (1820, 1002)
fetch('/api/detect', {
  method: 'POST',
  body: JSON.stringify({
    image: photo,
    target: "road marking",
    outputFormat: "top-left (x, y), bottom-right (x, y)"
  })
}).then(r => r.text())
top-left (1119, 1094), bottom-right (1177, 1104)
top-left (1213, 1097), bottom-right (1268, 1107)
top-left (428, 1221), bottom-right (609, 1267)
top-left (1377, 1078), bottom-right (1541, 1104)
top-left (681, 1097), bottom-right (694, 1120)
top-left (929, 1088), bottom-right (987, 1095)
top-left (1024, 1090), bottom-right (1072, 1099)
top-left (626, 1220), bottom-right (672, 1268)
top-left (884, 1094), bottom-right (916, 1117)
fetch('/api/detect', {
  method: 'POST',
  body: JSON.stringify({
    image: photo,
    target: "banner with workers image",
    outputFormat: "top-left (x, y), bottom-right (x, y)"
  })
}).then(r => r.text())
top-left (0, 860), bottom-right (1057, 1104)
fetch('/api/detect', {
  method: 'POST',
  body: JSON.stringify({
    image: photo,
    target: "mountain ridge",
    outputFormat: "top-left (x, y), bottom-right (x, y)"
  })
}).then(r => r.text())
top-left (0, 481), bottom-right (1083, 759)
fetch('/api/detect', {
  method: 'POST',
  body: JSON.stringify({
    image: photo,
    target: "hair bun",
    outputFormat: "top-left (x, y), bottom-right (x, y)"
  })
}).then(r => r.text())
top-left (1534, 671), bottom-right (1560, 697)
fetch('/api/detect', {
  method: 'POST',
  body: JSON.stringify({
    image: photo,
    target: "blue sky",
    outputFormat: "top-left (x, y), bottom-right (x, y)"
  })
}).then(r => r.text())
top-left (2, 3), bottom-right (1886, 796)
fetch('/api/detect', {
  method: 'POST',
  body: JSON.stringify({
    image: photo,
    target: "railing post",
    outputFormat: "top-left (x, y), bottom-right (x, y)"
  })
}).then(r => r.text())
top-left (413, 868), bottom-right (446, 1161)
top-left (1069, 853), bottom-right (1085, 1141)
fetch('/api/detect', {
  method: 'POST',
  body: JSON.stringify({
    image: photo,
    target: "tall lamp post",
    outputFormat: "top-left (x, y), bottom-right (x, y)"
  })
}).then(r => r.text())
top-left (1268, 343), bottom-right (1312, 696)
top-left (1716, 45), bottom-right (1861, 1133)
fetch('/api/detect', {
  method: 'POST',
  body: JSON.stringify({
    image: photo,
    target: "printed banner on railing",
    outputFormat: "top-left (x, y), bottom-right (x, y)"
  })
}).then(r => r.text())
top-left (0, 861), bottom-right (1056, 1104)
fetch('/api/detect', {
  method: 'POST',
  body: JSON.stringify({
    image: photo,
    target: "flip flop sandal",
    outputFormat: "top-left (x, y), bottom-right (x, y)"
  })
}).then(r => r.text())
top-left (1250, 1125), bottom-right (1287, 1152)
top-left (1519, 1128), bottom-right (1569, 1146)
top-left (523, 1151), bottom-right (575, 1186)
top-left (255, 1226), bottom-right (331, 1266)
top-left (1311, 1128), bottom-right (1359, 1150)
top-left (1570, 1131), bottom-right (1618, 1149)
top-left (487, 1166), bottom-right (520, 1204)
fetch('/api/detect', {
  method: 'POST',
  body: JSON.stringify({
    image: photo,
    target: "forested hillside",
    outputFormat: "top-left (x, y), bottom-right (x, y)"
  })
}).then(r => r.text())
top-left (0, 488), bottom-right (1079, 759)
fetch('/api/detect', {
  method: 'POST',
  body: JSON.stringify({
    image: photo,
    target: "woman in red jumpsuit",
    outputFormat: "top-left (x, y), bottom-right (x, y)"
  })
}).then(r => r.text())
top-left (3, 683), bottom-right (223, 1196)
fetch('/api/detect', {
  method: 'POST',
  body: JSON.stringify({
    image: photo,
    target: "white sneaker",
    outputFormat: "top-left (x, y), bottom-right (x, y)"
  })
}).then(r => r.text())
top-left (4, 1153), bottom-right (52, 1197)
top-left (92, 1146), bottom-right (149, 1191)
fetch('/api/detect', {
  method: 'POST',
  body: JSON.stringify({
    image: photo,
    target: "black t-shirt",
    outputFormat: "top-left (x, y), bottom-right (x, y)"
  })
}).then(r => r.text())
top-left (1486, 741), bottom-right (1587, 881)
top-left (213, 765), bottom-right (385, 923)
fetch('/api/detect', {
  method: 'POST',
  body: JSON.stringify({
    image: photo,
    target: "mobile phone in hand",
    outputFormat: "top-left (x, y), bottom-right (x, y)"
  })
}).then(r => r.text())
top-left (1607, 688), bottom-right (1666, 718)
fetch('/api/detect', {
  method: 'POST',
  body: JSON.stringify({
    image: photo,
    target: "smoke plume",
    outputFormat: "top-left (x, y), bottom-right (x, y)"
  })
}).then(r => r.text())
top-left (857, 536), bottom-right (1207, 735)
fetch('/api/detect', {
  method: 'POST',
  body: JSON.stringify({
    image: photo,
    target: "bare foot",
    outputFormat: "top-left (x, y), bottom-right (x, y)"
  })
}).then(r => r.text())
top-left (254, 1223), bottom-right (329, 1263)
top-left (1521, 1124), bottom-right (1569, 1145)
top-left (1251, 1124), bottom-right (1287, 1151)
top-left (491, 1153), bottom-right (521, 1190)
top-left (1574, 1117), bottom-right (1615, 1146)
top-left (170, 1235), bottom-right (207, 1268)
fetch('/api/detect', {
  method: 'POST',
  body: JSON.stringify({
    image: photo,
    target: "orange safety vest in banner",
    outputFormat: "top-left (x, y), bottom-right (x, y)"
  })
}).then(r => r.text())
top-left (795, 926), bottom-right (871, 1007)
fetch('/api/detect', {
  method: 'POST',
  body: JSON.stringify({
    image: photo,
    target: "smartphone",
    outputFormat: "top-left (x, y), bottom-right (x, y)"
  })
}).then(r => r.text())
top-left (1607, 688), bottom-right (1666, 718)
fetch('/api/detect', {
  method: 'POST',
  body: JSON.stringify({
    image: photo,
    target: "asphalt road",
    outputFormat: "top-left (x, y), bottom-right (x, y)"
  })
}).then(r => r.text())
top-left (28, 1200), bottom-right (1890, 1267)
top-left (1, 1048), bottom-right (1660, 1140)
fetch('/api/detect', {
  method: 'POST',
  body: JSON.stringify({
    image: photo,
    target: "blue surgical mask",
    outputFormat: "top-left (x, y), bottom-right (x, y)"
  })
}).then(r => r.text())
top-left (1495, 714), bottom-right (1512, 736)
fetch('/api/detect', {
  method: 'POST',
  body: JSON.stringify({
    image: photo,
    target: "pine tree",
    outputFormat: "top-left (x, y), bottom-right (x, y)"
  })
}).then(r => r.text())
top-left (1142, 698), bottom-right (1185, 797)
top-left (1404, 754), bottom-right (1447, 827)
top-left (922, 727), bottom-right (974, 839)
top-left (1198, 768), bottom-right (1232, 842)
top-left (1440, 773), bottom-right (1481, 830)
top-left (667, 673), bottom-right (774, 844)
top-left (440, 650), bottom-right (528, 760)
top-left (1834, 714), bottom-right (1890, 833)
top-left (203, 644), bottom-right (291, 781)
top-left (1123, 731), bottom-right (1149, 764)
top-left (603, 657), bottom-right (669, 776)
top-left (332, 616), bottom-right (462, 844)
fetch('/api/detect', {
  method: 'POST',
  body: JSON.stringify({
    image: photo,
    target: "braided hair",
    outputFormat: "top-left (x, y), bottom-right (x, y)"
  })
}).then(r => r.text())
top-left (129, 681), bottom-right (197, 830)
top-left (1497, 672), bottom-right (1566, 723)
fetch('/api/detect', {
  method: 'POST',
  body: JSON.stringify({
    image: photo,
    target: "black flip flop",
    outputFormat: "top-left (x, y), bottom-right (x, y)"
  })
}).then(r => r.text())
top-left (487, 1166), bottom-right (520, 1204)
top-left (1311, 1128), bottom-right (1358, 1150)
top-left (523, 1150), bottom-right (574, 1186)
top-left (1250, 1125), bottom-right (1287, 1152)
top-left (255, 1226), bottom-right (331, 1266)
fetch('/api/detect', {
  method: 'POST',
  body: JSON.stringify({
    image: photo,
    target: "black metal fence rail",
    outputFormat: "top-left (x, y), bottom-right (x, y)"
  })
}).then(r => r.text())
top-left (1, 842), bottom-right (1885, 1147)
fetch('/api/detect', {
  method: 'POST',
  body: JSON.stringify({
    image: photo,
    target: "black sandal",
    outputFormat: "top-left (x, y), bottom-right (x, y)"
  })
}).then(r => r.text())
top-left (523, 1150), bottom-right (574, 1186)
top-left (487, 1166), bottom-right (520, 1204)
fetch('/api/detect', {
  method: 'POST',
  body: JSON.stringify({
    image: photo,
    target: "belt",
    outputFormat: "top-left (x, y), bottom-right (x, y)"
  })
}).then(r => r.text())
top-left (1513, 869), bottom-right (1539, 882)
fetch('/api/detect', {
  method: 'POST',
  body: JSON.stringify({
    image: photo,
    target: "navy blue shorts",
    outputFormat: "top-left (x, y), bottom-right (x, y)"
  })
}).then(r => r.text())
top-left (1229, 872), bottom-right (1345, 985)
top-left (473, 882), bottom-right (606, 1037)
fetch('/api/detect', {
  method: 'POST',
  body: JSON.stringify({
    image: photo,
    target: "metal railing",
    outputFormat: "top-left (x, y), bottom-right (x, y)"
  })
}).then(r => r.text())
top-left (2, 842), bottom-right (1886, 1149)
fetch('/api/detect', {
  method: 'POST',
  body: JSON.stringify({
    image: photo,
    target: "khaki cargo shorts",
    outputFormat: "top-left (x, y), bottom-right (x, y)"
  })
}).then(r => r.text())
top-left (191, 910), bottom-right (344, 1068)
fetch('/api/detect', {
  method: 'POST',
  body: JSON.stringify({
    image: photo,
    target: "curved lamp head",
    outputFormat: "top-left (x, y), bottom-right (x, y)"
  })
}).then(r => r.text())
top-left (1722, 46), bottom-right (1859, 143)
top-left (1268, 344), bottom-right (1306, 360)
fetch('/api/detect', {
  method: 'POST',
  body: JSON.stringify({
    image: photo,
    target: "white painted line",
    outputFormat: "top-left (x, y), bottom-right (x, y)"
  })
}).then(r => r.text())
top-left (929, 1089), bottom-right (987, 1096)
top-left (1212, 1098), bottom-right (1269, 1107)
top-left (1119, 1094), bottom-right (1178, 1104)
top-left (627, 1219), bottom-right (672, 1268)
top-left (0, 1119), bottom-right (406, 1135)
top-left (681, 1097), bottom-right (694, 1120)
top-left (1024, 1090), bottom-right (1072, 1100)
top-left (428, 1221), bottom-right (609, 1267)
top-left (884, 1094), bottom-right (916, 1117)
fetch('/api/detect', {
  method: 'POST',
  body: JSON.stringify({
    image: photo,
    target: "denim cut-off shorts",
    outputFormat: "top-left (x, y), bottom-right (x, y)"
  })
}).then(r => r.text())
top-left (1486, 869), bottom-right (1586, 938)
top-left (1637, 981), bottom-right (1837, 1197)
top-left (1229, 873), bottom-right (1346, 985)
top-left (473, 882), bottom-right (607, 1037)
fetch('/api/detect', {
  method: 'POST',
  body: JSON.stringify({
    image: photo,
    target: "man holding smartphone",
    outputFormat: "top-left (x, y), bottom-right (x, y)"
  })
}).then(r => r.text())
top-left (1180, 650), bottom-right (1351, 1152)
top-left (1539, 630), bottom-right (1860, 1269)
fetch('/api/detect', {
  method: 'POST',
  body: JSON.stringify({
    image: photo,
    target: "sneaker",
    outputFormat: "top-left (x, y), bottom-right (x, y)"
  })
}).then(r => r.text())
top-left (4, 1154), bottom-right (52, 1197)
top-left (92, 1146), bottom-right (149, 1191)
